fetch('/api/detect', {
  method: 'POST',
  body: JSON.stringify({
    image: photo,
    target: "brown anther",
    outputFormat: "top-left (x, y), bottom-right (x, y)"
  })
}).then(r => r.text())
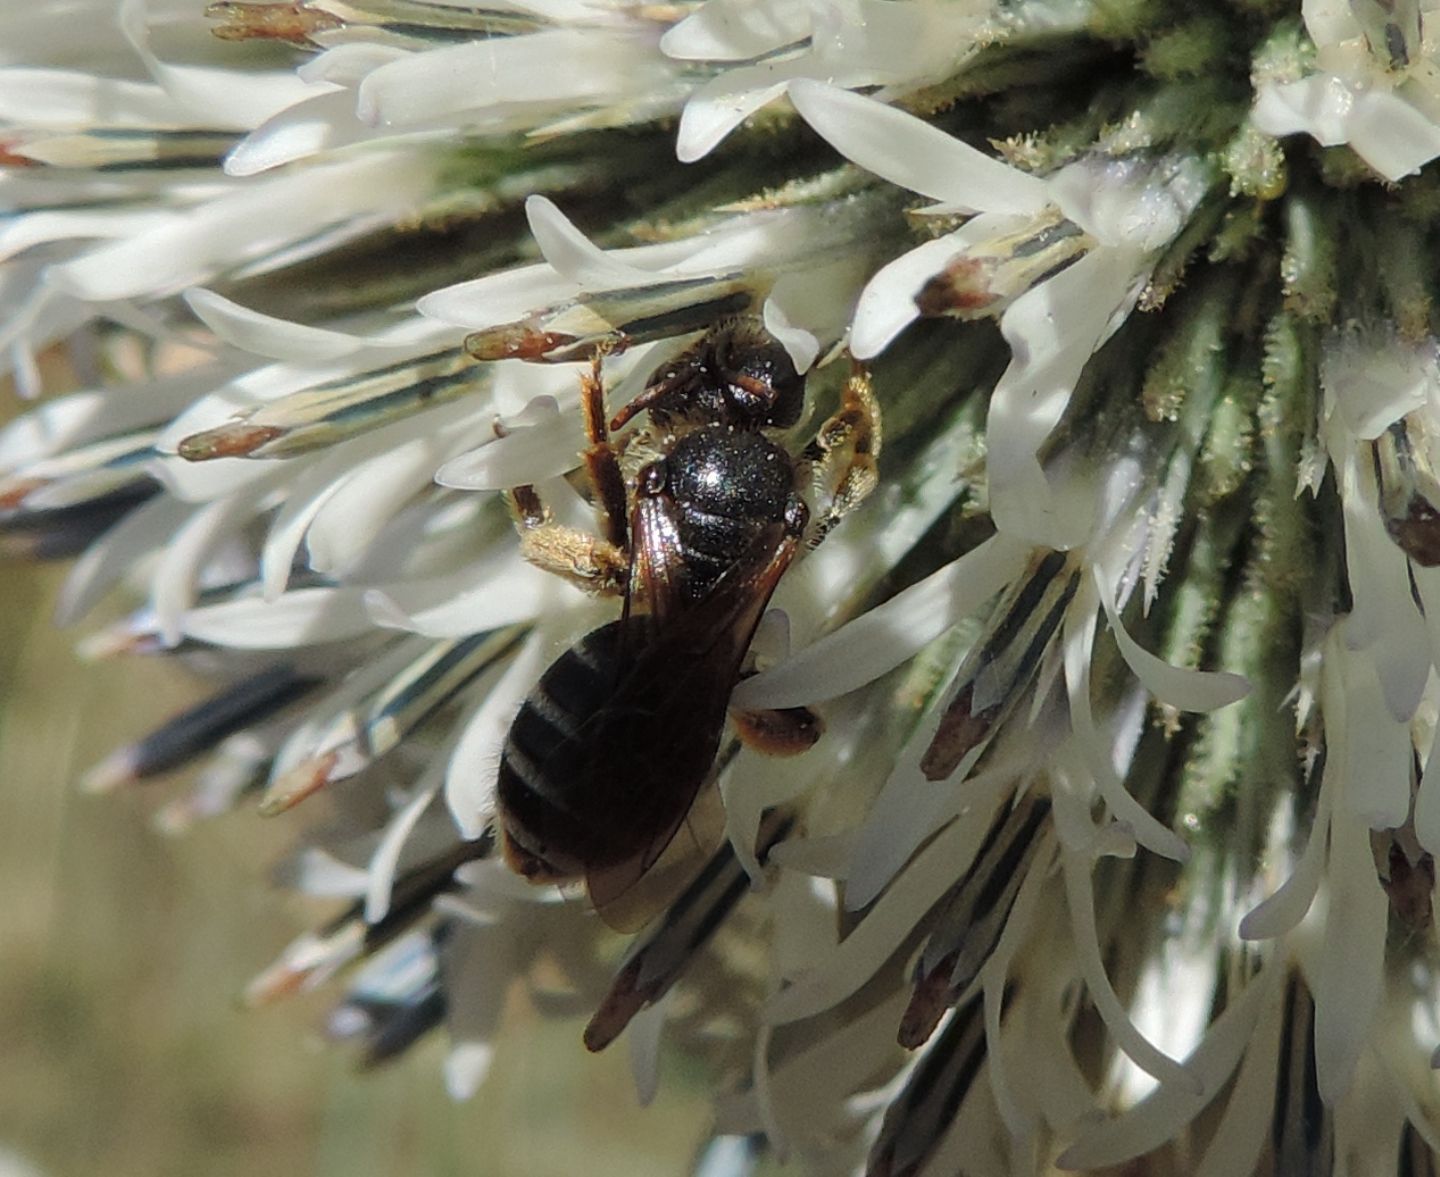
top-left (915, 257), bottom-right (995, 318)
top-left (206, 2), bottom-right (341, 47)
top-left (176, 423), bottom-right (284, 461)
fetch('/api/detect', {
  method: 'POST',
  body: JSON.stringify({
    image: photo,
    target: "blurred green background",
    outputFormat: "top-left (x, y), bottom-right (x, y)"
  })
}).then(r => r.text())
top-left (0, 559), bottom-right (711, 1176)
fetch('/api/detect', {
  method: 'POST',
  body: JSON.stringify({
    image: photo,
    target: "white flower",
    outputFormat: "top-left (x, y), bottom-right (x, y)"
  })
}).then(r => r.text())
top-left (1254, 0), bottom-right (1440, 180)
top-left (787, 81), bottom-right (1210, 548)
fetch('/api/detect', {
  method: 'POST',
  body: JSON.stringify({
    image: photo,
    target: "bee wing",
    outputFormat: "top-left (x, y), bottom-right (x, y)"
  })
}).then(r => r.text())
top-left (625, 490), bottom-right (687, 629)
top-left (587, 519), bottom-right (801, 932)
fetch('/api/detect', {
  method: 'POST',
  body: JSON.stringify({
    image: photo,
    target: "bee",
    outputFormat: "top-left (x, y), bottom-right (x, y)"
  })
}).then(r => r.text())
top-left (494, 318), bottom-right (880, 929)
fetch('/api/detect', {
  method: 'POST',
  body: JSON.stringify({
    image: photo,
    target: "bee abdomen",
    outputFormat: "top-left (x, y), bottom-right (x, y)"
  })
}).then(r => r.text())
top-left (496, 621), bottom-right (634, 878)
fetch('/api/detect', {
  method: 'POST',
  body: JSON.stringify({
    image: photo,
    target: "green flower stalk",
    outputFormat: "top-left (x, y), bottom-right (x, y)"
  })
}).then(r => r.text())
top-left (5, 0), bottom-right (1440, 1172)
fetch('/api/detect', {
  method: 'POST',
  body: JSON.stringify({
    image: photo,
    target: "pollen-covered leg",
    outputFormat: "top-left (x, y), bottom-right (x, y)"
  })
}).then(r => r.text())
top-left (504, 484), bottom-right (629, 597)
top-left (802, 362), bottom-right (883, 548)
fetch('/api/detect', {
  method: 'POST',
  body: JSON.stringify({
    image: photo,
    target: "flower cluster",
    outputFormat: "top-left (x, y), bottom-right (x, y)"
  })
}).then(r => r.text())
top-left (7, 0), bottom-right (1440, 1172)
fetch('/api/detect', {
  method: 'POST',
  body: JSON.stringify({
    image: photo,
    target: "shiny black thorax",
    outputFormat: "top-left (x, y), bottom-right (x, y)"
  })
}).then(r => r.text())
top-left (643, 426), bottom-right (796, 603)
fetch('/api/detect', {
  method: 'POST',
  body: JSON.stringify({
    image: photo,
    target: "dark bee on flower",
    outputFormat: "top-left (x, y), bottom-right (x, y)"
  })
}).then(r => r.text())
top-left (494, 318), bottom-right (880, 929)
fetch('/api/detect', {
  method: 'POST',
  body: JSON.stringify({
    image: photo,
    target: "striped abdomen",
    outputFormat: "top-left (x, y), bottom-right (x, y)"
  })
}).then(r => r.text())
top-left (497, 620), bottom-right (643, 881)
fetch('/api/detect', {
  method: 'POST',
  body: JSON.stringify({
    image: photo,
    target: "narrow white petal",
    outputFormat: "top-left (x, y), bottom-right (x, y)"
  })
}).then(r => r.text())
top-left (627, 993), bottom-right (671, 1107)
top-left (120, 0), bottom-right (328, 129)
top-left (1096, 568), bottom-right (1251, 711)
top-left (1334, 649), bottom-right (1412, 829)
top-left (1314, 810), bottom-right (1388, 1103)
top-left (0, 67), bottom-right (186, 126)
top-left (0, 208), bottom-right (174, 264)
top-left (356, 30), bottom-right (668, 127)
top-left (1417, 720), bottom-right (1440, 858)
top-left (731, 532), bottom-right (1030, 710)
top-left (365, 555), bottom-right (554, 637)
top-left (1063, 585), bottom-right (1190, 862)
top-left (435, 399), bottom-right (585, 491)
top-left (1344, 90), bottom-right (1440, 180)
top-left (307, 417), bottom-right (489, 577)
top-left (1190, 975), bottom-right (1286, 1177)
top-left (786, 79), bottom-right (1048, 213)
top-left (987, 246), bottom-right (1144, 547)
top-left (153, 479), bottom-right (277, 645)
top-left (288, 847), bottom-right (370, 897)
top-left (525, 196), bottom-right (656, 288)
top-left (444, 631), bottom-right (549, 839)
top-left (677, 76), bottom-right (789, 163)
top-left (297, 43), bottom-right (410, 88)
top-left (1252, 75), bottom-right (1355, 147)
top-left (660, 0), bottom-right (811, 62)
top-left (848, 233), bottom-right (969, 360)
top-left (223, 89), bottom-right (371, 177)
top-left (1059, 965), bottom-right (1278, 1168)
top-left (181, 586), bottom-right (377, 648)
top-left (183, 289), bottom-right (370, 362)
top-left (48, 152), bottom-right (433, 301)
top-left (765, 800), bottom-right (1001, 1025)
top-left (364, 785), bottom-right (439, 923)
top-left (55, 494), bottom-right (190, 626)
top-left (1060, 849), bottom-right (1194, 1089)
top-left (1237, 766), bottom-right (1333, 940)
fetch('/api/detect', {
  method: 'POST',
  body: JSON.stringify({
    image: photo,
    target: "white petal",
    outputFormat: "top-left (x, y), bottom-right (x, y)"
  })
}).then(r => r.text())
top-left (1237, 778), bottom-right (1334, 940)
top-left (181, 586), bottom-right (377, 648)
top-left (1096, 568), bottom-right (1251, 711)
top-left (848, 233), bottom-right (970, 360)
top-left (627, 993), bottom-right (671, 1107)
top-left (764, 799), bottom-right (1003, 1025)
top-left (731, 532), bottom-right (1030, 710)
top-left (356, 30), bottom-right (667, 127)
top-left (525, 195), bottom-right (655, 288)
top-left (1058, 965), bottom-right (1278, 1169)
top-left (365, 554), bottom-right (554, 637)
top-left (120, 0), bottom-right (328, 129)
top-left (1252, 75), bottom-right (1356, 147)
top-left (1344, 89), bottom-right (1440, 180)
top-left (1062, 582), bottom-right (1190, 862)
top-left (786, 79), bottom-right (1048, 213)
top-left (288, 847), bottom-right (370, 897)
top-left (153, 480), bottom-right (277, 645)
top-left (223, 89), bottom-right (371, 177)
top-left (55, 494), bottom-right (190, 626)
top-left (444, 631), bottom-right (548, 839)
top-left (434, 398), bottom-right (584, 491)
top-left (1313, 809), bottom-right (1388, 1103)
top-left (987, 246), bottom-right (1144, 547)
top-left (0, 68), bottom-right (186, 126)
top-left (48, 151), bottom-right (433, 301)
top-left (1417, 719), bottom-right (1440, 858)
top-left (761, 295), bottom-right (819, 373)
top-left (1191, 979), bottom-right (1285, 1177)
top-left (297, 43), bottom-right (410, 88)
top-left (677, 75), bottom-right (789, 163)
top-left (1060, 849), bottom-right (1194, 1089)
top-left (183, 289), bottom-right (370, 362)
top-left (661, 0), bottom-right (811, 62)
top-left (306, 414), bottom-right (489, 576)
top-left (365, 785), bottom-right (438, 924)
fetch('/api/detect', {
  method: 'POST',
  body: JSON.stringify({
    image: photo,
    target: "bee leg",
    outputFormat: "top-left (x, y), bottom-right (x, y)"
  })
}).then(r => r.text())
top-left (580, 352), bottom-right (630, 553)
top-left (505, 485), bottom-right (629, 597)
top-left (801, 363), bottom-right (883, 549)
